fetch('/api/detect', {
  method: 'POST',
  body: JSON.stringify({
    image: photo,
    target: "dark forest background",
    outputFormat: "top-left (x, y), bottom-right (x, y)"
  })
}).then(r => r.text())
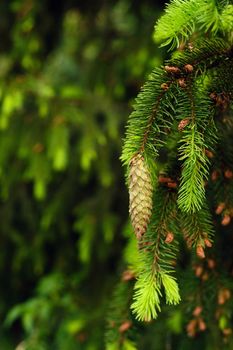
top-left (0, 0), bottom-right (167, 349)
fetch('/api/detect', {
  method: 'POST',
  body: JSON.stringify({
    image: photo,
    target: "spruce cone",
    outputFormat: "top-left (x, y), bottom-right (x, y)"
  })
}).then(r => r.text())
top-left (129, 154), bottom-right (153, 239)
top-left (178, 118), bottom-right (189, 131)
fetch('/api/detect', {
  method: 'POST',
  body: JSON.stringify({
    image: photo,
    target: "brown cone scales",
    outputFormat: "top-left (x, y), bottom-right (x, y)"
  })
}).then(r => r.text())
top-left (129, 154), bottom-right (153, 239)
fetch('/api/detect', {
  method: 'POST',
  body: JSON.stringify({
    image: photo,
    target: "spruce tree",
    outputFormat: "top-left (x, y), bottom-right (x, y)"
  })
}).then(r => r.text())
top-left (107, 0), bottom-right (233, 349)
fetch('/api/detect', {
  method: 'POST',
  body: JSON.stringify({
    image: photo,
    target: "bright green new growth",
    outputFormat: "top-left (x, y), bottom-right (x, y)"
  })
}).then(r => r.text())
top-left (121, 0), bottom-right (233, 323)
top-left (153, 0), bottom-right (233, 48)
top-left (161, 273), bottom-right (181, 305)
top-left (132, 268), bottom-right (180, 321)
top-left (178, 126), bottom-right (209, 212)
top-left (131, 270), bottom-right (162, 321)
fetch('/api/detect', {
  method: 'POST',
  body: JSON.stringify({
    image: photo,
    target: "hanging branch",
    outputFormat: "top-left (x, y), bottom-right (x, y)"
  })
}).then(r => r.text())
top-left (121, 0), bottom-right (233, 325)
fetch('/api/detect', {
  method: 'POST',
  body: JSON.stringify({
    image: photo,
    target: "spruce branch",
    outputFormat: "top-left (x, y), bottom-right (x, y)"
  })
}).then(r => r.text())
top-left (121, 0), bottom-right (233, 332)
top-left (131, 189), bottom-right (180, 321)
top-left (177, 85), bottom-right (212, 213)
top-left (121, 68), bottom-right (177, 168)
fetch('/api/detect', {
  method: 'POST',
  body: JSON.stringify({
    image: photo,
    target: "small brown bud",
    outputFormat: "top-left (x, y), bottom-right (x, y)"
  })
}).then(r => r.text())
top-left (167, 182), bottom-right (177, 188)
top-left (211, 170), bottom-right (219, 181)
top-left (198, 318), bottom-right (207, 331)
top-left (164, 65), bottom-right (181, 74)
top-left (221, 214), bottom-right (231, 226)
top-left (205, 149), bottom-right (214, 158)
top-left (193, 306), bottom-right (203, 317)
top-left (207, 259), bottom-right (215, 269)
top-left (186, 319), bottom-right (197, 337)
top-left (158, 176), bottom-right (172, 183)
top-left (196, 245), bottom-right (205, 259)
top-left (165, 232), bottom-right (174, 244)
top-left (122, 270), bottom-right (135, 282)
top-left (178, 118), bottom-right (189, 131)
top-left (215, 203), bottom-right (225, 215)
top-left (161, 83), bottom-right (169, 91)
top-left (184, 64), bottom-right (194, 73)
top-left (119, 321), bottom-right (132, 333)
top-left (224, 169), bottom-right (233, 179)
top-left (195, 265), bottom-right (203, 277)
top-left (178, 78), bottom-right (187, 88)
top-left (204, 238), bottom-right (212, 248)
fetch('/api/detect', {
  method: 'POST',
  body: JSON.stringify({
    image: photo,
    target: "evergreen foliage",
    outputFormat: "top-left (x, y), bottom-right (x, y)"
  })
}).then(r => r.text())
top-left (120, 0), bottom-right (233, 348)
top-left (154, 0), bottom-right (233, 48)
top-left (0, 1), bottom-right (163, 349)
top-left (131, 188), bottom-right (181, 322)
top-left (0, 0), bottom-right (233, 349)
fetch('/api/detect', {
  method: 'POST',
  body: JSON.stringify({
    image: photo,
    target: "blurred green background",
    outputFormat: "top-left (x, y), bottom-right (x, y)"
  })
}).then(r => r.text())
top-left (0, 0), bottom-right (166, 348)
